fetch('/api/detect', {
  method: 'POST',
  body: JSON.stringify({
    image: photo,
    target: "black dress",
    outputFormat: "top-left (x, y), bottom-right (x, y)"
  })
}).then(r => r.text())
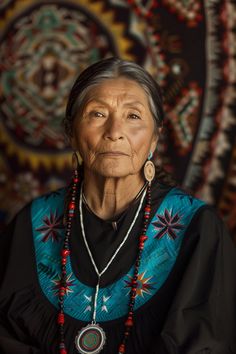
top-left (0, 181), bottom-right (236, 354)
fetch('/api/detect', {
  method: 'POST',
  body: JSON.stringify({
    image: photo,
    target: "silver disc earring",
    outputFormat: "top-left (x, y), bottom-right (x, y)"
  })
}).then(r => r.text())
top-left (144, 151), bottom-right (155, 183)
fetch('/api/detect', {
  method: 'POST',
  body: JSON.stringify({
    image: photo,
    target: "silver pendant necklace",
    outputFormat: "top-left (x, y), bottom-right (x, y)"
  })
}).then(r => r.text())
top-left (75, 182), bottom-right (147, 354)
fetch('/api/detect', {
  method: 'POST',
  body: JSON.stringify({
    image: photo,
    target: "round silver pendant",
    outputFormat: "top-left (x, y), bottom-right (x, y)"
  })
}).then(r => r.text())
top-left (75, 323), bottom-right (106, 354)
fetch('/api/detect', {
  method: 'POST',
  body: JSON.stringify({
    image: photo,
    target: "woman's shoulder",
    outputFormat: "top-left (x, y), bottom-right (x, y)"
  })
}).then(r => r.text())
top-left (154, 182), bottom-right (206, 217)
top-left (171, 187), bottom-right (233, 244)
top-left (152, 181), bottom-right (232, 242)
top-left (31, 187), bottom-right (67, 209)
top-left (168, 186), bottom-right (226, 231)
top-left (157, 182), bottom-right (223, 218)
top-left (1, 187), bottom-right (67, 236)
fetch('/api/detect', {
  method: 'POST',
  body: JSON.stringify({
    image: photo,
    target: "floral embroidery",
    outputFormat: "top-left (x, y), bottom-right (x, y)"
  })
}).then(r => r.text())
top-left (152, 209), bottom-right (184, 240)
top-left (35, 210), bottom-right (64, 242)
top-left (52, 273), bottom-right (75, 296)
top-left (124, 271), bottom-right (156, 298)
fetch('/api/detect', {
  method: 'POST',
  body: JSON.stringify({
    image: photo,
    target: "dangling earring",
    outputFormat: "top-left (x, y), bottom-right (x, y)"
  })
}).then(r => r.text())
top-left (144, 151), bottom-right (155, 183)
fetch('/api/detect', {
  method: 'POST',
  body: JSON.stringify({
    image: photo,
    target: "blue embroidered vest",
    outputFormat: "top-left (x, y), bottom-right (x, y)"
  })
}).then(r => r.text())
top-left (31, 187), bottom-right (205, 322)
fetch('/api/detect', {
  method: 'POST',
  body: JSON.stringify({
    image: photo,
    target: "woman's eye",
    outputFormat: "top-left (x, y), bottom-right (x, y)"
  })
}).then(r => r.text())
top-left (89, 111), bottom-right (105, 118)
top-left (128, 113), bottom-right (141, 120)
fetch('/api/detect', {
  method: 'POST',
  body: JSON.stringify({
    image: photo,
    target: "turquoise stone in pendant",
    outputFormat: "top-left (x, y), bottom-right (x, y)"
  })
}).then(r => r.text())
top-left (75, 323), bottom-right (106, 354)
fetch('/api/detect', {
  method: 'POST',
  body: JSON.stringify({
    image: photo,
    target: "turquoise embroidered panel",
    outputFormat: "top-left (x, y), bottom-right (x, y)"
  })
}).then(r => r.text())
top-left (31, 187), bottom-right (205, 322)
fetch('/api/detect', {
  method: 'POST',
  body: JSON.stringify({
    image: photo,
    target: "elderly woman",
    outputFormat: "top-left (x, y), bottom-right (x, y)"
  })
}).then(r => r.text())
top-left (0, 57), bottom-right (236, 354)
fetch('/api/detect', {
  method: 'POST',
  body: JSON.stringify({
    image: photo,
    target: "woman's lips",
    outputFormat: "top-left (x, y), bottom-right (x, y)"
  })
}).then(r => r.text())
top-left (99, 151), bottom-right (129, 156)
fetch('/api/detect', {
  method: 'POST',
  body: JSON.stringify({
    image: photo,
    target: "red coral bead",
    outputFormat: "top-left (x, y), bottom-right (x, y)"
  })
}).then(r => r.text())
top-left (144, 206), bottom-right (151, 212)
top-left (60, 349), bottom-right (67, 354)
top-left (69, 202), bottom-right (75, 210)
top-left (57, 313), bottom-right (65, 324)
top-left (61, 249), bottom-right (70, 257)
top-left (125, 317), bottom-right (134, 327)
top-left (140, 235), bottom-right (148, 242)
top-left (59, 288), bottom-right (66, 296)
top-left (61, 258), bottom-right (66, 265)
top-left (118, 344), bottom-right (125, 353)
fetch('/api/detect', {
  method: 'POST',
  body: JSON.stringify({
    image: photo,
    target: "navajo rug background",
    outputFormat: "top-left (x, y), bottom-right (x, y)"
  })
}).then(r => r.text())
top-left (0, 0), bottom-right (236, 242)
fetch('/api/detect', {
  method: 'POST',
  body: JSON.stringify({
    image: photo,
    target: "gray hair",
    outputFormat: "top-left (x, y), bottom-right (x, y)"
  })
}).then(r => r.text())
top-left (64, 57), bottom-right (164, 137)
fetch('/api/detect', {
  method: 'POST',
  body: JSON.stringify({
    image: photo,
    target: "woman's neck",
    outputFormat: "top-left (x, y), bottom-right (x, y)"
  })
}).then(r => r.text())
top-left (82, 170), bottom-right (145, 220)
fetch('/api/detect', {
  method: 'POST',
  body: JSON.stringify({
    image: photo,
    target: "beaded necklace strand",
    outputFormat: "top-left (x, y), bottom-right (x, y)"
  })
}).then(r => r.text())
top-left (57, 169), bottom-right (151, 354)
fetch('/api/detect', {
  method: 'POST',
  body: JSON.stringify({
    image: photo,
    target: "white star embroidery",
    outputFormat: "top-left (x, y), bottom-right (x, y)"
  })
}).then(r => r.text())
top-left (84, 294), bottom-right (92, 313)
top-left (101, 295), bottom-right (111, 312)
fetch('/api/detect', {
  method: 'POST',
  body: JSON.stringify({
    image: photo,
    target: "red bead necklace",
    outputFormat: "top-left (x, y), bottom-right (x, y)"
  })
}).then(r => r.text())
top-left (57, 169), bottom-right (151, 354)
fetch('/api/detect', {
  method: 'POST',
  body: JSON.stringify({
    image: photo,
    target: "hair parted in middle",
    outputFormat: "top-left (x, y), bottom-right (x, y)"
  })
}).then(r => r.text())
top-left (64, 57), bottom-right (164, 138)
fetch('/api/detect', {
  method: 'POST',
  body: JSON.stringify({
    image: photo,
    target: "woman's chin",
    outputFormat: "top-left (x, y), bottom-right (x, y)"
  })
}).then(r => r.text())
top-left (92, 164), bottom-right (136, 179)
top-left (95, 168), bottom-right (131, 179)
top-left (85, 159), bottom-right (131, 178)
top-left (84, 159), bottom-right (140, 179)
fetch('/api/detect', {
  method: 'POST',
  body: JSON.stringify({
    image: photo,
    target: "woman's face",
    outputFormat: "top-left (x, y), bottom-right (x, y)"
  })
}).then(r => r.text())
top-left (71, 77), bottom-right (159, 179)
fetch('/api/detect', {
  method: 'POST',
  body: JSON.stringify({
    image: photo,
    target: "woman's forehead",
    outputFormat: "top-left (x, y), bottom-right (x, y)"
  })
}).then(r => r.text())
top-left (83, 77), bottom-right (149, 105)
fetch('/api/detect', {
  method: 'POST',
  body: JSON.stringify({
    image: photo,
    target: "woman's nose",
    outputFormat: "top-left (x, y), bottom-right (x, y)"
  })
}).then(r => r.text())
top-left (103, 115), bottom-right (124, 141)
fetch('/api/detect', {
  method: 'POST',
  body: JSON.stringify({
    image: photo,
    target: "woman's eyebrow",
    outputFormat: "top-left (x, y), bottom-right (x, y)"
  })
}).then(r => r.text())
top-left (85, 98), bottom-right (146, 109)
top-left (85, 98), bottom-right (109, 107)
top-left (122, 101), bottom-right (145, 108)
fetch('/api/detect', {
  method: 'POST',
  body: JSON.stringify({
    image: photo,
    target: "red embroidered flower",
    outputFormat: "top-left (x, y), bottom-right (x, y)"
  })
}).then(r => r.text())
top-left (36, 210), bottom-right (64, 242)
